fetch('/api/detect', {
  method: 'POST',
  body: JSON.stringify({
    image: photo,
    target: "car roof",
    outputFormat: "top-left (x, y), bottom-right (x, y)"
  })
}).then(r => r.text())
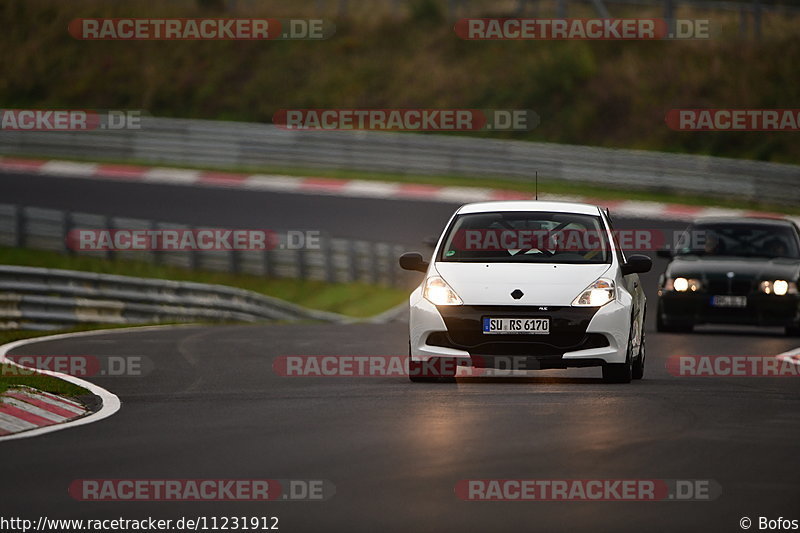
top-left (456, 201), bottom-right (602, 216)
top-left (692, 216), bottom-right (795, 227)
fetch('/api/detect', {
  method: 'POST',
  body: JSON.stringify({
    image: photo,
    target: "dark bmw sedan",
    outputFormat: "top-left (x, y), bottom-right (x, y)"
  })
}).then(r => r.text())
top-left (656, 217), bottom-right (800, 336)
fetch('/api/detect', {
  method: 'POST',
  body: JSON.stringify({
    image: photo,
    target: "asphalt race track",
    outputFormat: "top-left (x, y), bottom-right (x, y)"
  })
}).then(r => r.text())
top-left (1, 171), bottom-right (799, 532)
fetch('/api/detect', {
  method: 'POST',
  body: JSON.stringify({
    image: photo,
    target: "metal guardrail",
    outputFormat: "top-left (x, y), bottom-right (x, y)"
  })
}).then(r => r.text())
top-left (0, 265), bottom-right (352, 330)
top-left (1, 116), bottom-right (798, 206)
top-left (0, 203), bottom-right (414, 290)
top-left (0, 202), bottom-right (416, 328)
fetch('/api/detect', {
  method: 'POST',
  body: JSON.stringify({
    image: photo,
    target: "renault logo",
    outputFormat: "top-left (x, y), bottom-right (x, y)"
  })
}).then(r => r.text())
top-left (511, 289), bottom-right (524, 299)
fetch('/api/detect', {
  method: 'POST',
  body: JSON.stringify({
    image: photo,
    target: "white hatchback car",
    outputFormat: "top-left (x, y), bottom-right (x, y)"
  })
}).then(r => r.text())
top-left (399, 201), bottom-right (651, 383)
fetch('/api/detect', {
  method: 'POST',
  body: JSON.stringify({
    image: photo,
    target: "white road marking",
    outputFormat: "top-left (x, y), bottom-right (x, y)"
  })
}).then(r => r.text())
top-left (39, 161), bottom-right (99, 177)
top-left (143, 168), bottom-right (201, 184)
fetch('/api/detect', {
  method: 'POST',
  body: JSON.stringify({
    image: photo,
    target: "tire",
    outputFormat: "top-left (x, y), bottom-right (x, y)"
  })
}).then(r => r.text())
top-left (655, 309), bottom-right (668, 332)
top-left (604, 319), bottom-right (635, 383)
top-left (603, 360), bottom-right (632, 383)
top-left (656, 303), bottom-right (693, 333)
top-left (632, 330), bottom-right (645, 380)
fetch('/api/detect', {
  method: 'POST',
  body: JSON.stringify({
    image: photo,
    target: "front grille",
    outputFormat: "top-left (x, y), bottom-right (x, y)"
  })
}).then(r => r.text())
top-left (435, 305), bottom-right (600, 350)
top-left (426, 331), bottom-right (609, 357)
top-left (706, 279), bottom-right (753, 296)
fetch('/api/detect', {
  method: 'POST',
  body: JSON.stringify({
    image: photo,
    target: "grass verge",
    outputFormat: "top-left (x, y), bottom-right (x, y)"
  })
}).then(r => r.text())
top-left (0, 247), bottom-right (409, 318)
top-left (0, 323), bottom-right (167, 398)
top-left (0, 366), bottom-right (90, 398)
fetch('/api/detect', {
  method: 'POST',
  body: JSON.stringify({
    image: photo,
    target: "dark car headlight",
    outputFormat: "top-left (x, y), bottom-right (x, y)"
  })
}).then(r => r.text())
top-left (759, 280), bottom-right (798, 296)
top-left (664, 277), bottom-right (703, 292)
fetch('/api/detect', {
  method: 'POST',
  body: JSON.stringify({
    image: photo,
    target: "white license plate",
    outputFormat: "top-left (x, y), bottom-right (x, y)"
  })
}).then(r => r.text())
top-left (483, 317), bottom-right (550, 334)
top-left (711, 295), bottom-right (747, 308)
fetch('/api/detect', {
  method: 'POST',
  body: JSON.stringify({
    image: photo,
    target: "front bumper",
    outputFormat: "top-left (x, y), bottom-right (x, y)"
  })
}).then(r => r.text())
top-left (659, 291), bottom-right (800, 327)
top-left (409, 289), bottom-right (630, 368)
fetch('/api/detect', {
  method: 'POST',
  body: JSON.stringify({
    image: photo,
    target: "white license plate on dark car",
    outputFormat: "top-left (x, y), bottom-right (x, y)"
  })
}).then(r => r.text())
top-left (483, 317), bottom-right (550, 334)
top-left (711, 295), bottom-right (747, 308)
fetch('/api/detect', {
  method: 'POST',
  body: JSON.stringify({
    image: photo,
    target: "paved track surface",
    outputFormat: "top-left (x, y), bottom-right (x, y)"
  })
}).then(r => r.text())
top-left (0, 171), bottom-right (456, 247)
top-left (1, 170), bottom-right (799, 532)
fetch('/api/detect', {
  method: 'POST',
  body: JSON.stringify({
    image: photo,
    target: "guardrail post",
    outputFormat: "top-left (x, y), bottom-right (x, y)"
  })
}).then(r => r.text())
top-left (105, 215), bottom-right (115, 261)
top-left (322, 236), bottom-right (335, 283)
top-left (263, 246), bottom-right (275, 278)
top-left (62, 211), bottom-right (73, 255)
top-left (14, 205), bottom-right (25, 248)
top-left (370, 242), bottom-right (381, 285)
top-left (151, 220), bottom-right (161, 266)
top-left (297, 247), bottom-right (308, 279)
top-left (348, 240), bottom-right (359, 282)
top-left (188, 227), bottom-right (198, 270)
top-left (230, 249), bottom-right (241, 274)
top-left (387, 244), bottom-right (399, 288)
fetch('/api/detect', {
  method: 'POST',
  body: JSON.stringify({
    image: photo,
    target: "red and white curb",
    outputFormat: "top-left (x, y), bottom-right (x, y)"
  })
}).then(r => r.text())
top-left (0, 328), bottom-right (130, 442)
top-left (0, 386), bottom-right (88, 436)
top-left (777, 347), bottom-right (800, 367)
top-left (2, 156), bottom-right (798, 224)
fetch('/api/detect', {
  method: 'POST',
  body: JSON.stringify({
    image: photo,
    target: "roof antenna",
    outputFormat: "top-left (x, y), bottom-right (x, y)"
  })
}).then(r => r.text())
top-left (535, 171), bottom-right (538, 200)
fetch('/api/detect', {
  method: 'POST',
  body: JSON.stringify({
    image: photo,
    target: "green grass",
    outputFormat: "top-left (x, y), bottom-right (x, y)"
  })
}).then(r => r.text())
top-left (0, 323), bottom-right (170, 397)
top-left (0, 323), bottom-right (180, 398)
top-left (0, 364), bottom-right (90, 398)
top-left (0, 364), bottom-right (91, 401)
top-left (0, 247), bottom-right (409, 318)
top-left (0, 323), bottom-right (163, 348)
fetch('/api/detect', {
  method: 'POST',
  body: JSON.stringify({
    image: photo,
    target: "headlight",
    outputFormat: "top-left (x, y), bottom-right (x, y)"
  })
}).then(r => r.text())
top-left (423, 275), bottom-right (463, 306)
top-left (572, 278), bottom-right (615, 307)
top-left (665, 277), bottom-right (702, 292)
top-left (760, 280), bottom-right (797, 296)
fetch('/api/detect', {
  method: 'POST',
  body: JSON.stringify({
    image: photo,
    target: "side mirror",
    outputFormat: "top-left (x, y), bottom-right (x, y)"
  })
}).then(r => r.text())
top-left (621, 254), bottom-right (652, 276)
top-left (399, 252), bottom-right (429, 273)
top-left (656, 249), bottom-right (673, 259)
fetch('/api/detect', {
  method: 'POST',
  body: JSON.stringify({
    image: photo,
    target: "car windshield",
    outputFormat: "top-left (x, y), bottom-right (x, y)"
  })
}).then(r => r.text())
top-left (675, 223), bottom-right (800, 259)
top-left (438, 211), bottom-right (611, 264)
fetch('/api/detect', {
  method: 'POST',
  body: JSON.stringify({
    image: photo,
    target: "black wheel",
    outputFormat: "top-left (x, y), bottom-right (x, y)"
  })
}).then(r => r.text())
top-left (603, 321), bottom-right (634, 383)
top-left (603, 359), bottom-right (632, 383)
top-left (656, 302), bottom-right (693, 333)
top-left (632, 330), bottom-right (645, 380)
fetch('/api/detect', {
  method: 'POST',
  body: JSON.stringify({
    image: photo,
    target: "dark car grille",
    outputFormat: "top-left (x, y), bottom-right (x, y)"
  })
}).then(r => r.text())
top-left (706, 279), bottom-right (754, 296)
